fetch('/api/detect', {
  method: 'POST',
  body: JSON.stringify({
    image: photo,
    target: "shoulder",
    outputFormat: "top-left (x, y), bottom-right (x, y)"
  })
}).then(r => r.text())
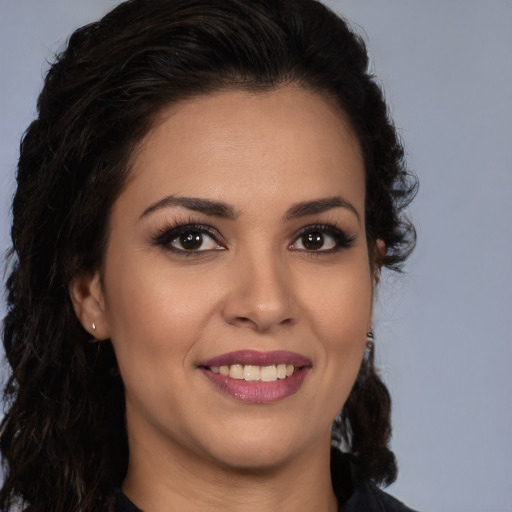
top-left (341, 479), bottom-right (419, 512)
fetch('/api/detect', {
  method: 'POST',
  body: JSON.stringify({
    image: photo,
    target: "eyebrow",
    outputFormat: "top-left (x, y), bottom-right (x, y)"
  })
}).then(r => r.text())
top-left (140, 195), bottom-right (238, 220)
top-left (140, 194), bottom-right (359, 222)
top-left (284, 196), bottom-right (360, 221)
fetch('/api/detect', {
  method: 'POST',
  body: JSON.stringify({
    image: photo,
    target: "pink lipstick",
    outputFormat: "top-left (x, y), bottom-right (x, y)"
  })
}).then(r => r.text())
top-left (198, 350), bottom-right (311, 403)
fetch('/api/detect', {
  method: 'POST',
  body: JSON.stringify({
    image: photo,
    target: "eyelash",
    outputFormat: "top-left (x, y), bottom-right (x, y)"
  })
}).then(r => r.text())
top-left (289, 224), bottom-right (355, 255)
top-left (151, 221), bottom-right (355, 256)
top-left (151, 221), bottom-right (224, 256)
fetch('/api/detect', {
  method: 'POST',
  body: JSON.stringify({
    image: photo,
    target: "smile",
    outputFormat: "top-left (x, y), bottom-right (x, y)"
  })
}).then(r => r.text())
top-left (209, 363), bottom-right (295, 382)
top-left (199, 350), bottom-right (312, 403)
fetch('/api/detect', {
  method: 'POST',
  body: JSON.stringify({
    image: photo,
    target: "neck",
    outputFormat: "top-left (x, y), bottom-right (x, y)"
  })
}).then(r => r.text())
top-left (122, 432), bottom-right (339, 512)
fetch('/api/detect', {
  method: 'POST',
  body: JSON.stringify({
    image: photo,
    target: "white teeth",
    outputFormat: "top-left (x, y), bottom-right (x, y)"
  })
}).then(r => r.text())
top-left (243, 365), bottom-right (261, 381)
top-left (260, 365), bottom-right (278, 382)
top-left (209, 363), bottom-right (298, 382)
top-left (276, 364), bottom-right (287, 379)
top-left (229, 364), bottom-right (244, 379)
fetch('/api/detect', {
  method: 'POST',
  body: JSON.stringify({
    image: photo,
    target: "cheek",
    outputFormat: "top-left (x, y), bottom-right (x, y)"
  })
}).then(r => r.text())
top-left (301, 259), bottom-right (372, 403)
top-left (303, 259), bottom-right (373, 337)
top-left (102, 255), bottom-right (223, 367)
top-left (102, 266), bottom-right (209, 422)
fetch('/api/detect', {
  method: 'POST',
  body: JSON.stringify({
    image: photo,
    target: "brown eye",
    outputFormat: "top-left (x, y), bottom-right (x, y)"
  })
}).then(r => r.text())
top-left (165, 229), bottom-right (222, 252)
top-left (289, 225), bottom-right (353, 253)
top-left (153, 223), bottom-right (226, 254)
top-left (302, 231), bottom-right (325, 250)
top-left (178, 232), bottom-right (203, 250)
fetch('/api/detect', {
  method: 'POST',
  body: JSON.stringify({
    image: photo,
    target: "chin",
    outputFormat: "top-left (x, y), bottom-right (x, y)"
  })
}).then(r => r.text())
top-left (197, 426), bottom-right (314, 472)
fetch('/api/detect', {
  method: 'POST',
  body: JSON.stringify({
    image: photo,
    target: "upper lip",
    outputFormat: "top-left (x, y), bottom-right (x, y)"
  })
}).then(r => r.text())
top-left (199, 350), bottom-right (312, 368)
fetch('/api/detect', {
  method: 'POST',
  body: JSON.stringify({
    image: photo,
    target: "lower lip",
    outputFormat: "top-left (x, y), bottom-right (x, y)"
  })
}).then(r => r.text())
top-left (200, 367), bottom-right (310, 403)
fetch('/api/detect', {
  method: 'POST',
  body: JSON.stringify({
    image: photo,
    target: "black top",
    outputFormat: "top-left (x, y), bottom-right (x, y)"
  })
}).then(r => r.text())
top-left (114, 451), bottom-right (418, 512)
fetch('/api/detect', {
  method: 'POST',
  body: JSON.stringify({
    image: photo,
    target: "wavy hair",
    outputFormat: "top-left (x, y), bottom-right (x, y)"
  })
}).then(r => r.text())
top-left (0, 0), bottom-right (417, 510)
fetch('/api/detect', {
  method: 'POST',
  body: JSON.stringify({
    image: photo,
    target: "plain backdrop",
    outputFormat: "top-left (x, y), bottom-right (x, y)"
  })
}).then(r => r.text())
top-left (1, 1), bottom-right (511, 511)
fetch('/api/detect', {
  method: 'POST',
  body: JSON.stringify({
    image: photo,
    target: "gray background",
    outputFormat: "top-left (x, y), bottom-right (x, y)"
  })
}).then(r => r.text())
top-left (1, 1), bottom-right (511, 511)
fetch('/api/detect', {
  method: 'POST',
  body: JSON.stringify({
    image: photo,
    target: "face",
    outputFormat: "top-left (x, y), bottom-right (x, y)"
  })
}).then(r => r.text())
top-left (88, 86), bottom-right (374, 473)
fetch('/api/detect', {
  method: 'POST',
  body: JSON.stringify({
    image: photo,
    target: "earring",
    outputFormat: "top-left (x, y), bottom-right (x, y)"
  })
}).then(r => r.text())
top-left (356, 331), bottom-right (374, 384)
top-left (364, 330), bottom-right (375, 363)
top-left (88, 322), bottom-right (99, 343)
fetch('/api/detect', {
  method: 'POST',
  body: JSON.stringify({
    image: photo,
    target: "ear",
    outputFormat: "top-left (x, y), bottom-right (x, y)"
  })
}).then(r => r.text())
top-left (372, 239), bottom-right (387, 284)
top-left (367, 240), bottom-right (387, 331)
top-left (69, 272), bottom-right (110, 340)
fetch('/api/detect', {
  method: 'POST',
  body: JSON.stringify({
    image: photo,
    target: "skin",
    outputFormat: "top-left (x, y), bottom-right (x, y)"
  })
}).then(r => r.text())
top-left (71, 85), bottom-right (379, 512)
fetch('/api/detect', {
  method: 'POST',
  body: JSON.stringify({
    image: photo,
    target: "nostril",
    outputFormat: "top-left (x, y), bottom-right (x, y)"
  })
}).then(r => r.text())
top-left (230, 315), bottom-right (295, 332)
top-left (232, 316), bottom-right (258, 328)
top-left (222, 277), bottom-right (297, 331)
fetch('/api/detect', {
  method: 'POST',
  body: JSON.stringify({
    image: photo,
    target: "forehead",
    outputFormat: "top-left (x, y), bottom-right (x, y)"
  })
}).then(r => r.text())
top-left (123, 85), bottom-right (365, 217)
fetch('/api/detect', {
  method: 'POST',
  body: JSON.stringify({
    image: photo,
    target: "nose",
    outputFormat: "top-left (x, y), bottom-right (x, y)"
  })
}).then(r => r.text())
top-left (222, 251), bottom-right (297, 332)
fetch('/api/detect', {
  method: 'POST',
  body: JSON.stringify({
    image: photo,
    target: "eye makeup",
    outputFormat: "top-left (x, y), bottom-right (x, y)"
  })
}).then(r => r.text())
top-left (150, 218), bottom-right (226, 256)
top-left (149, 215), bottom-right (355, 258)
top-left (289, 223), bottom-right (355, 254)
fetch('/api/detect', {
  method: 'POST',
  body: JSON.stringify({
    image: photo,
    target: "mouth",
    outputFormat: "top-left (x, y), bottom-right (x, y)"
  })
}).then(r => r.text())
top-left (208, 363), bottom-right (297, 382)
top-left (198, 350), bottom-right (312, 403)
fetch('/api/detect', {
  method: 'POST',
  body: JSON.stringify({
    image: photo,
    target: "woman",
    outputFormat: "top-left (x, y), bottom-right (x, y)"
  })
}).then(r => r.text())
top-left (0, 0), bottom-right (417, 511)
